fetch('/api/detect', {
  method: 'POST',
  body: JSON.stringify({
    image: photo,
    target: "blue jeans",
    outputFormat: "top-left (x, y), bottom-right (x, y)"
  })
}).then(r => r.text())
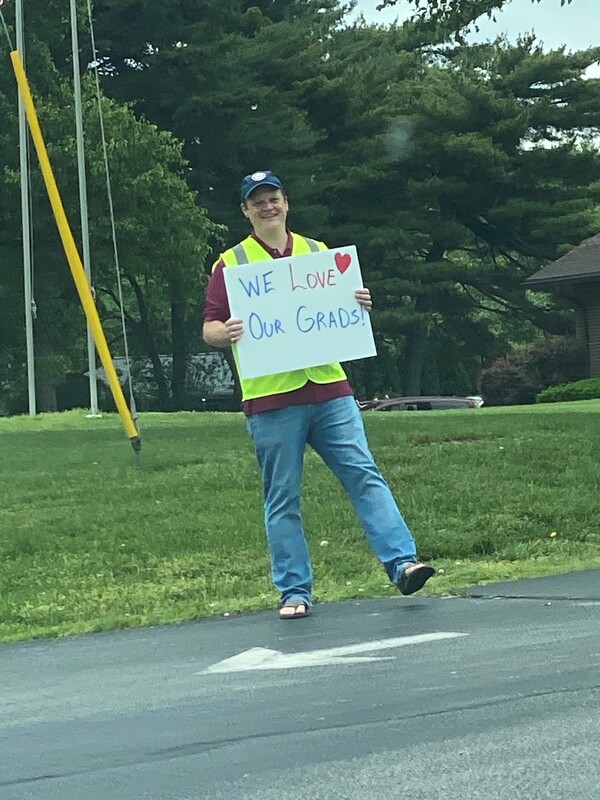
top-left (247, 396), bottom-right (417, 606)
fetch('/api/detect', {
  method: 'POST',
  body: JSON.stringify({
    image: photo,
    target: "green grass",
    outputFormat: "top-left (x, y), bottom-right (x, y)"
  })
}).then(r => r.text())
top-left (1, 401), bottom-right (599, 643)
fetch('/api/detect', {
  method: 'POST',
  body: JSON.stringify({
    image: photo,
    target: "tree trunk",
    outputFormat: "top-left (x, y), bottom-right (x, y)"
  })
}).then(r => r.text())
top-left (403, 245), bottom-right (444, 395)
top-left (127, 274), bottom-right (171, 410)
top-left (141, 326), bottom-right (170, 410)
top-left (404, 322), bottom-right (429, 395)
top-left (222, 347), bottom-right (242, 408)
top-left (35, 338), bottom-right (58, 412)
top-left (171, 286), bottom-right (187, 410)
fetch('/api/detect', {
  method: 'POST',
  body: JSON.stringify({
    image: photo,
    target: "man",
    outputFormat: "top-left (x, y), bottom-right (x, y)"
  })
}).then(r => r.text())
top-left (203, 170), bottom-right (434, 619)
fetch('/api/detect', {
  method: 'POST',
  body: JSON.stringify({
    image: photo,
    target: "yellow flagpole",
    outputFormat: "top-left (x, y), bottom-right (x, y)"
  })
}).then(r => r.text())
top-left (9, 50), bottom-right (141, 452)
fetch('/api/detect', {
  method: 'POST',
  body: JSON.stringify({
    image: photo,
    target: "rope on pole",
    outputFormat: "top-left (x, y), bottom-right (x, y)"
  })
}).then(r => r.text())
top-left (0, 6), bottom-right (14, 52)
top-left (86, 0), bottom-right (138, 424)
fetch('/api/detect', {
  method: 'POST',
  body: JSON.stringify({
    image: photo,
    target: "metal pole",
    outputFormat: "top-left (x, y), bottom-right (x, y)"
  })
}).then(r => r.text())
top-left (16, 0), bottom-right (36, 415)
top-left (70, 0), bottom-right (100, 416)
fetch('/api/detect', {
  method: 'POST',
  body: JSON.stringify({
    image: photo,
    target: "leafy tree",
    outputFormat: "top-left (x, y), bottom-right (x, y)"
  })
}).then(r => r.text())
top-left (0, 16), bottom-right (218, 411)
top-left (310, 26), bottom-right (600, 393)
top-left (86, 1), bottom-right (600, 397)
top-left (2, 0), bottom-right (598, 411)
top-left (89, 0), bottom-right (346, 239)
top-left (381, 0), bottom-right (574, 29)
top-left (85, 0), bottom-right (353, 402)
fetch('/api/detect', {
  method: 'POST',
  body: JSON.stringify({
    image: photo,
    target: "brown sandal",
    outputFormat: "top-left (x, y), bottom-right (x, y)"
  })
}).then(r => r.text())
top-left (279, 600), bottom-right (311, 620)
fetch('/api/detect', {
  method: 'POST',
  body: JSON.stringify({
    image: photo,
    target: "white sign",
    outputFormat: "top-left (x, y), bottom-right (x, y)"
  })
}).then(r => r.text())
top-left (202, 632), bottom-right (468, 673)
top-left (223, 246), bottom-right (377, 379)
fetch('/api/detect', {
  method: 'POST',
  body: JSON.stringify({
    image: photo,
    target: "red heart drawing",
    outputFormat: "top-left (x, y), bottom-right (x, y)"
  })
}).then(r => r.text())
top-left (335, 252), bottom-right (352, 274)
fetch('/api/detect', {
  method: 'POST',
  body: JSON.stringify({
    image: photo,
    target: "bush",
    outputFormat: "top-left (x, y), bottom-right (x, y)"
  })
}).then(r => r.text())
top-left (537, 377), bottom-right (600, 403)
top-left (479, 336), bottom-right (587, 406)
top-left (477, 358), bottom-right (532, 406)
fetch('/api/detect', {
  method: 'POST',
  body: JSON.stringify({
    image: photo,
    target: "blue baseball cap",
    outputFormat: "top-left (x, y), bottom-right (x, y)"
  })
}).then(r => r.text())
top-left (240, 170), bottom-right (285, 202)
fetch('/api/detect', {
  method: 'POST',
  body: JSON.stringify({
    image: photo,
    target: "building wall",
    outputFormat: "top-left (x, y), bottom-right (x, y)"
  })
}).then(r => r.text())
top-left (585, 287), bottom-right (600, 377)
top-left (572, 284), bottom-right (600, 377)
top-left (574, 305), bottom-right (589, 373)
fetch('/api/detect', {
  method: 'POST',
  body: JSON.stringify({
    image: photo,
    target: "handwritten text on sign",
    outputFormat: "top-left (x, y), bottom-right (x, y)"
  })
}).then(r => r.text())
top-left (223, 246), bottom-right (377, 379)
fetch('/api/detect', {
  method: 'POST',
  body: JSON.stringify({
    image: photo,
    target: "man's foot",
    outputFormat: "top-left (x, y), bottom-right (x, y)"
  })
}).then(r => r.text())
top-left (279, 601), bottom-right (311, 620)
top-left (397, 563), bottom-right (435, 596)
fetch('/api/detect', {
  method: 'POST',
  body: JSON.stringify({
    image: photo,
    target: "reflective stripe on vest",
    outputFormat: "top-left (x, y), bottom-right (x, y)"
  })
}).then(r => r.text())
top-left (218, 233), bottom-right (347, 401)
top-left (231, 242), bottom-right (249, 265)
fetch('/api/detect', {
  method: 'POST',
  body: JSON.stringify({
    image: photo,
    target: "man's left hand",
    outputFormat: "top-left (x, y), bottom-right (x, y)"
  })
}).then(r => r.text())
top-left (355, 288), bottom-right (372, 311)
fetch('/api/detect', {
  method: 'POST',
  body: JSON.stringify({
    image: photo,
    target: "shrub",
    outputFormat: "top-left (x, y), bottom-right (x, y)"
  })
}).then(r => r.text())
top-left (537, 377), bottom-right (600, 403)
top-left (479, 336), bottom-right (587, 406)
top-left (477, 358), bottom-right (533, 406)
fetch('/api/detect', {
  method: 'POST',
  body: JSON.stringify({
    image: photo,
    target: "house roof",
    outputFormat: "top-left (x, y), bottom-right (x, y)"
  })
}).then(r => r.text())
top-left (525, 233), bottom-right (600, 288)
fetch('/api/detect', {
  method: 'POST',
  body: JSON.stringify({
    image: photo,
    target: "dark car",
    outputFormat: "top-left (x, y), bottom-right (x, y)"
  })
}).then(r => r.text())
top-left (360, 395), bottom-right (482, 411)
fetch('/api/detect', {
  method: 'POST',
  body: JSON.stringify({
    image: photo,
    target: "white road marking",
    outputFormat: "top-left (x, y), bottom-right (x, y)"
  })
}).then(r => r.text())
top-left (202, 632), bottom-right (468, 674)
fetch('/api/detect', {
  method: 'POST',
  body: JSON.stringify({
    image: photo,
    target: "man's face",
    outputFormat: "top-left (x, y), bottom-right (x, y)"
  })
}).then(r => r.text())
top-left (241, 186), bottom-right (289, 234)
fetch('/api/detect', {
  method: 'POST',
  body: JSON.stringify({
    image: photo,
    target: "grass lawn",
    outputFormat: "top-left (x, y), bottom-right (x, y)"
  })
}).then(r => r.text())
top-left (1, 401), bottom-right (599, 643)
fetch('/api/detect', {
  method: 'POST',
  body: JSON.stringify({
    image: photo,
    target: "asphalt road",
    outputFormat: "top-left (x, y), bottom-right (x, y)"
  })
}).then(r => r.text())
top-left (1, 571), bottom-right (598, 800)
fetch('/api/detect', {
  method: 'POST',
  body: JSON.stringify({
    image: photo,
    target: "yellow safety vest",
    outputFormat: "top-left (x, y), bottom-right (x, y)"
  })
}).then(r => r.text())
top-left (214, 233), bottom-right (347, 401)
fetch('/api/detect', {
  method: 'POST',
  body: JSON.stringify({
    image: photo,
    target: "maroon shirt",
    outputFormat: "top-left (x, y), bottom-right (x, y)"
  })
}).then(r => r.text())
top-left (203, 231), bottom-right (353, 415)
